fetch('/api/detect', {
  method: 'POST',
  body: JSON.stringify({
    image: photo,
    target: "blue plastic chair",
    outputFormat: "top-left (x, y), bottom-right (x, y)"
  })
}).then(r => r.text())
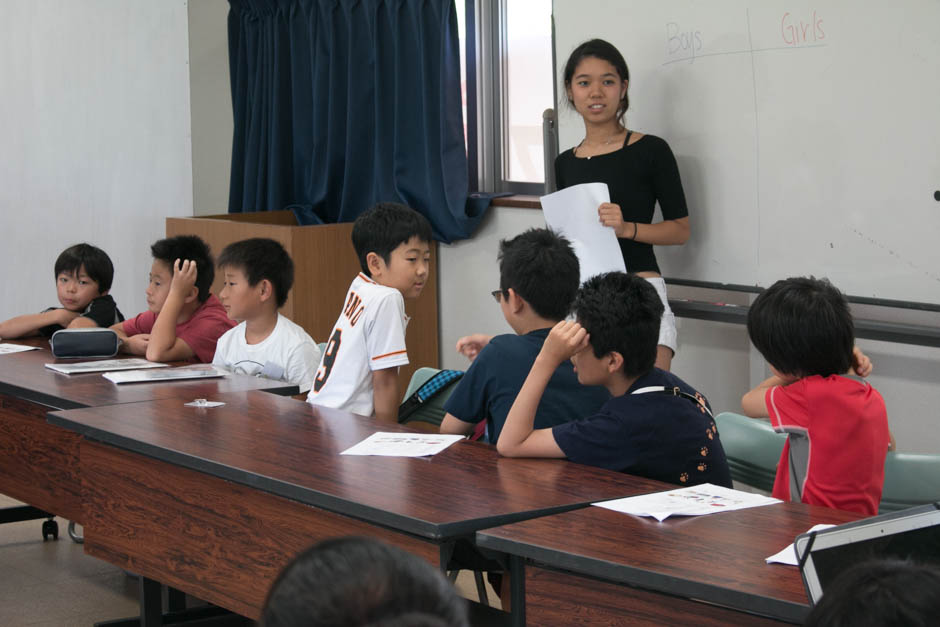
top-left (714, 412), bottom-right (787, 493)
top-left (879, 451), bottom-right (940, 513)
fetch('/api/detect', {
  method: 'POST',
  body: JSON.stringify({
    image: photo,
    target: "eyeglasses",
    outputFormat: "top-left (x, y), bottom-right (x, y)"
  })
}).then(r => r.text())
top-left (491, 289), bottom-right (504, 303)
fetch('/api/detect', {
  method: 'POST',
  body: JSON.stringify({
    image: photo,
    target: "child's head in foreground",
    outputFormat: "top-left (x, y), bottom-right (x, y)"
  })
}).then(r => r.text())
top-left (216, 238), bottom-right (294, 321)
top-left (261, 536), bottom-right (469, 627)
top-left (570, 272), bottom-right (663, 384)
top-left (147, 235), bottom-right (215, 313)
top-left (803, 559), bottom-right (940, 627)
top-left (747, 276), bottom-right (854, 378)
top-left (496, 228), bottom-right (580, 321)
top-left (351, 202), bottom-right (432, 299)
top-left (53, 243), bottom-right (115, 312)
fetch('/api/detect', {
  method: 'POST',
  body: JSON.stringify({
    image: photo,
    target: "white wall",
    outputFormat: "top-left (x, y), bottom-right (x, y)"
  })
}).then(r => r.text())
top-left (0, 0), bottom-right (193, 321)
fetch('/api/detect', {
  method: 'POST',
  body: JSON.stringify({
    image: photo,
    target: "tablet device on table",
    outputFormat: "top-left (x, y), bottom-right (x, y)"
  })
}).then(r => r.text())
top-left (795, 502), bottom-right (940, 604)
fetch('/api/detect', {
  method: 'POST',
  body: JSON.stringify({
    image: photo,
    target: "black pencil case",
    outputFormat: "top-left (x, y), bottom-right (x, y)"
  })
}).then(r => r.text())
top-left (50, 328), bottom-right (120, 358)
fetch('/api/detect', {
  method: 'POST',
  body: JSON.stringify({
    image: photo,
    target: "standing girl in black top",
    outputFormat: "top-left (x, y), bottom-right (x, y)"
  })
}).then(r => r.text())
top-left (555, 39), bottom-right (689, 371)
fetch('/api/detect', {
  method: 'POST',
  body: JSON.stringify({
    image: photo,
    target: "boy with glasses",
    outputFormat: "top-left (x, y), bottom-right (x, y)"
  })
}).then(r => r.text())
top-left (440, 228), bottom-right (609, 443)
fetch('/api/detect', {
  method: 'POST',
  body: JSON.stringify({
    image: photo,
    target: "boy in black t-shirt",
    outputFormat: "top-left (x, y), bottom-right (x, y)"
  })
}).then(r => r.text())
top-left (497, 272), bottom-right (732, 488)
top-left (0, 243), bottom-right (123, 340)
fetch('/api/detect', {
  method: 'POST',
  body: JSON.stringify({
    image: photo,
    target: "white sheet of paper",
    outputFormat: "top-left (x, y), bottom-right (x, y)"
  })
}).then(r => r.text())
top-left (765, 524), bottom-right (836, 566)
top-left (0, 344), bottom-right (40, 355)
top-left (102, 365), bottom-right (225, 384)
top-left (593, 483), bottom-right (781, 522)
top-left (540, 183), bottom-right (627, 283)
top-left (45, 358), bottom-right (167, 375)
top-left (340, 432), bottom-right (464, 458)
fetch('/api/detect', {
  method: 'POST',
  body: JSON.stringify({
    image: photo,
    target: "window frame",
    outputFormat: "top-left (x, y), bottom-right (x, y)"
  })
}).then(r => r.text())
top-left (465, 0), bottom-right (553, 195)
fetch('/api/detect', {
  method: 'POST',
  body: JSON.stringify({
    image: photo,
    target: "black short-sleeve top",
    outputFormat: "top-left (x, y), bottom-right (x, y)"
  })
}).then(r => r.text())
top-left (38, 294), bottom-right (125, 337)
top-left (554, 134), bottom-right (688, 274)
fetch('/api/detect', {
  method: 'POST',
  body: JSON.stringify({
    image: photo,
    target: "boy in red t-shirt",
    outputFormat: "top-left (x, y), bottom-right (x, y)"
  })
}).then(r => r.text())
top-left (741, 276), bottom-right (892, 515)
top-left (112, 235), bottom-right (234, 363)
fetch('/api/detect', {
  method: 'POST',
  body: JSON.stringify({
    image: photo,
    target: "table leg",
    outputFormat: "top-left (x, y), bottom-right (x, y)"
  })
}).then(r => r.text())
top-left (509, 555), bottom-right (525, 627)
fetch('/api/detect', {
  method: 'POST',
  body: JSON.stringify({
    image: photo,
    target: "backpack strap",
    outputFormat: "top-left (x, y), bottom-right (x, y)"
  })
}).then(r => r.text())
top-left (631, 385), bottom-right (714, 418)
top-left (398, 369), bottom-right (464, 423)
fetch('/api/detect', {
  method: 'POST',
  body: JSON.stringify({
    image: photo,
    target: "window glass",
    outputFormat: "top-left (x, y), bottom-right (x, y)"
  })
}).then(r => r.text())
top-left (503, 0), bottom-right (552, 183)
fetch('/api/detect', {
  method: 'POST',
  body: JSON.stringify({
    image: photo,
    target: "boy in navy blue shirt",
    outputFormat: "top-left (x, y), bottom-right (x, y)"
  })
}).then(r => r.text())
top-left (440, 228), bottom-right (609, 443)
top-left (498, 272), bottom-right (732, 488)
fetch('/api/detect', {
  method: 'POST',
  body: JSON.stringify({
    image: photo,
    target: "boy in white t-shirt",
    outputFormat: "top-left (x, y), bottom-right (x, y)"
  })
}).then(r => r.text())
top-left (212, 238), bottom-right (321, 393)
top-left (307, 202), bottom-right (432, 422)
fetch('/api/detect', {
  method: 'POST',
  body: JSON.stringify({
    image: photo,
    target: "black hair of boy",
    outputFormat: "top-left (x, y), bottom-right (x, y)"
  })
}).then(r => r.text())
top-left (497, 228), bottom-right (580, 321)
top-left (217, 238), bottom-right (294, 308)
top-left (573, 272), bottom-right (664, 377)
top-left (747, 276), bottom-right (854, 378)
top-left (151, 235), bottom-right (215, 303)
top-left (54, 243), bottom-right (114, 293)
top-left (804, 559), bottom-right (940, 627)
top-left (261, 536), bottom-right (469, 627)
top-left (351, 202), bottom-right (433, 276)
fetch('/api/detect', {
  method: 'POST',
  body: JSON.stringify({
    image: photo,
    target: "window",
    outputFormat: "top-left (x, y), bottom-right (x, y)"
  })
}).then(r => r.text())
top-left (461, 0), bottom-right (554, 194)
top-left (503, 0), bottom-right (553, 185)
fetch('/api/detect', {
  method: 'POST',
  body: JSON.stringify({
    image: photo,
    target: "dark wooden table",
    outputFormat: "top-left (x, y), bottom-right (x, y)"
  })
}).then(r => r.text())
top-left (0, 341), bottom-right (298, 530)
top-left (477, 500), bottom-right (862, 626)
top-left (48, 390), bottom-right (664, 621)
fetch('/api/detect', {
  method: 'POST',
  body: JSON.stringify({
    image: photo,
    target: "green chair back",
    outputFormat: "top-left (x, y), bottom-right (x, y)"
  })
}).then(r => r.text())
top-left (399, 367), bottom-right (461, 427)
top-left (879, 452), bottom-right (940, 513)
top-left (714, 412), bottom-right (787, 493)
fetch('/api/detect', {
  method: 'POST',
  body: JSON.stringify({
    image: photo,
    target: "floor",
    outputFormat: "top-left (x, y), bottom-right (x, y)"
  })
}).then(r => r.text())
top-left (0, 495), bottom-right (499, 626)
top-left (0, 496), bottom-right (139, 626)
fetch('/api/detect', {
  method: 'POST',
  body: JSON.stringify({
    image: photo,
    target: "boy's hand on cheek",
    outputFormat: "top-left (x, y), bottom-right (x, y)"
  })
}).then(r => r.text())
top-left (170, 259), bottom-right (198, 298)
top-left (540, 320), bottom-right (590, 365)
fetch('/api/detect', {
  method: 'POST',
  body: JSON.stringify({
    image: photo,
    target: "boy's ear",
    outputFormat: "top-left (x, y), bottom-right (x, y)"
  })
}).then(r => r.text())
top-left (605, 351), bottom-right (624, 374)
top-left (365, 252), bottom-right (384, 277)
top-left (258, 279), bottom-right (273, 303)
top-left (505, 288), bottom-right (525, 314)
top-left (182, 285), bottom-right (199, 304)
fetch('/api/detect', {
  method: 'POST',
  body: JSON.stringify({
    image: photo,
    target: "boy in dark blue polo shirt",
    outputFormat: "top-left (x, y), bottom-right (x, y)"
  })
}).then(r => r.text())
top-left (498, 272), bottom-right (732, 488)
top-left (439, 228), bottom-right (609, 443)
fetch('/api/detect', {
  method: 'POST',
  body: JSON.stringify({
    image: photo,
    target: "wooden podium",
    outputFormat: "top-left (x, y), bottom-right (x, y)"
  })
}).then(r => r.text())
top-left (166, 211), bottom-right (439, 392)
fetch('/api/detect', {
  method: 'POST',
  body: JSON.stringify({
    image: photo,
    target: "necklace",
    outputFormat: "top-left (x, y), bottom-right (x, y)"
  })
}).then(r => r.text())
top-left (576, 126), bottom-right (626, 159)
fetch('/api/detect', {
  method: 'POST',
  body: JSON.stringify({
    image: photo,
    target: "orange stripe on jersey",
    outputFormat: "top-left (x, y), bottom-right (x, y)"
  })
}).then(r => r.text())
top-left (358, 272), bottom-right (376, 284)
top-left (372, 349), bottom-right (407, 361)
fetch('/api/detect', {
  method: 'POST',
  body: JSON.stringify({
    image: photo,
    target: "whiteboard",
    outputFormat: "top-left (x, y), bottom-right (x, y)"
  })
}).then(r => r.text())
top-left (0, 1), bottom-right (192, 323)
top-left (553, 0), bottom-right (940, 304)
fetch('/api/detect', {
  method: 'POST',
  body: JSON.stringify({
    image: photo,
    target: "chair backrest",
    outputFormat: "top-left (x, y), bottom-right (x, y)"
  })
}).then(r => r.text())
top-left (399, 367), bottom-right (462, 427)
top-left (879, 452), bottom-right (940, 513)
top-left (714, 412), bottom-right (787, 493)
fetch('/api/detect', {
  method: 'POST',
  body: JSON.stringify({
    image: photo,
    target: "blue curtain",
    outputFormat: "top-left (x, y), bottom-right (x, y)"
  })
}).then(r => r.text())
top-left (227, 0), bottom-right (486, 242)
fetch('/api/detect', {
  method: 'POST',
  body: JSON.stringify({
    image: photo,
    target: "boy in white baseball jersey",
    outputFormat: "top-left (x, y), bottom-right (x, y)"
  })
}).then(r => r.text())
top-left (307, 203), bottom-right (432, 422)
top-left (213, 238), bottom-right (321, 392)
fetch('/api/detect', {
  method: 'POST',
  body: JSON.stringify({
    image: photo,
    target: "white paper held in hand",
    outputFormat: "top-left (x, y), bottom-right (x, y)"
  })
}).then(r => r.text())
top-left (541, 183), bottom-right (627, 284)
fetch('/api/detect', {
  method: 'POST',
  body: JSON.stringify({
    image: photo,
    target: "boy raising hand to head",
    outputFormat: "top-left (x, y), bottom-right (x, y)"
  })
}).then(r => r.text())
top-left (741, 276), bottom-right (891, 515)
top-left (114, 235), bottom-right (234, 363)
top-left (498, 272), bottom-right (731, 489)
